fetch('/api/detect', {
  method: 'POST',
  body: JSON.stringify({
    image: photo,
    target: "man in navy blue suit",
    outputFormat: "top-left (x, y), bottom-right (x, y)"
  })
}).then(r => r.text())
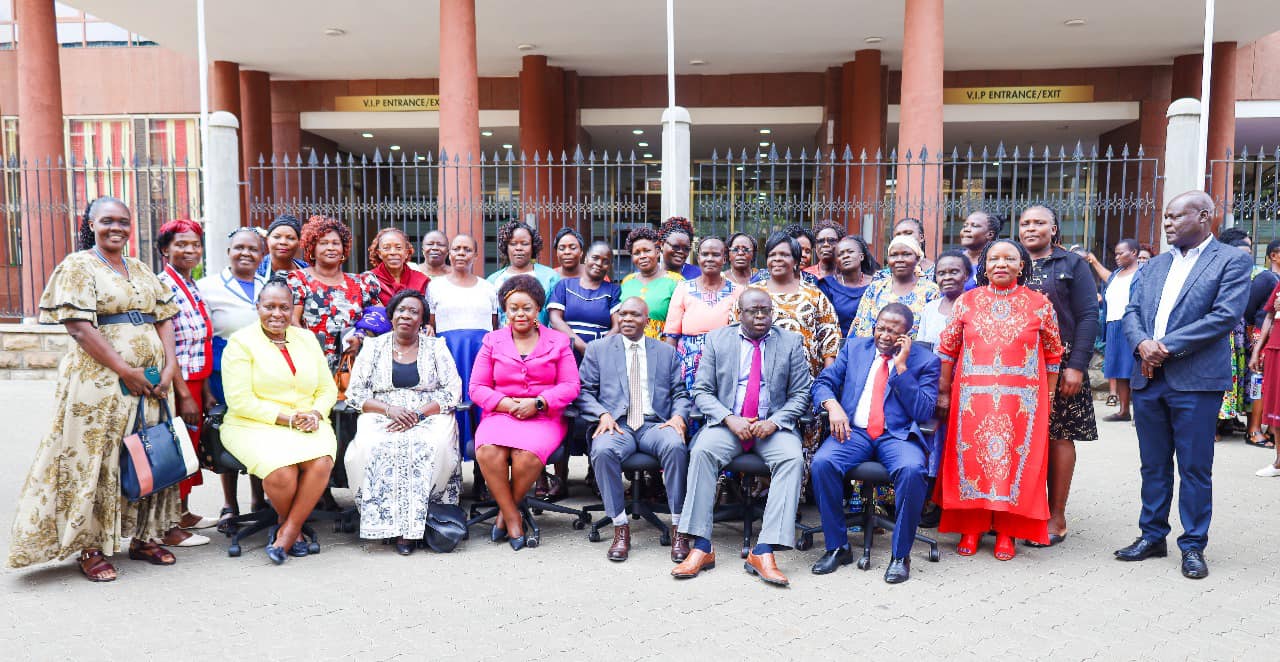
top-left (1118, 190), bottom-right (1251, 579)
top-left (809, 303), bottom-right (940, 584)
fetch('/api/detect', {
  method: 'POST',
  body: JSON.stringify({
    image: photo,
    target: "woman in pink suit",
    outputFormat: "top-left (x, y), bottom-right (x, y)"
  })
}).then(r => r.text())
top-left (470, 274), bottom-right (581, 550)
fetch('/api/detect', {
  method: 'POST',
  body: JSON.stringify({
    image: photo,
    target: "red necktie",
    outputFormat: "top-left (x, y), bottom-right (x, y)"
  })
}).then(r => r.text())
top-left (740, 337), bottom-right (764, 451)
top-left (866, 356), bottom-right (890, 440)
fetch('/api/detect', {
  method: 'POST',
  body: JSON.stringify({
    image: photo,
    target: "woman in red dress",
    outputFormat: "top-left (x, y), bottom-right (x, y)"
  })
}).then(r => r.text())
top-left (935, 239), bottom-right (1064, 560)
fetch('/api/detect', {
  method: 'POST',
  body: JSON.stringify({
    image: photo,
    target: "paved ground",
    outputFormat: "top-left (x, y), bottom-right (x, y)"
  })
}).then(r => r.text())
top-left (0, 379), bottom-right (1276, 660)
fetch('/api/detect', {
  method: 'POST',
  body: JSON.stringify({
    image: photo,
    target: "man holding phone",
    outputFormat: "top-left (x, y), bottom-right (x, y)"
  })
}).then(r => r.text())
top-left (808, 303), bottom-right (940, 583)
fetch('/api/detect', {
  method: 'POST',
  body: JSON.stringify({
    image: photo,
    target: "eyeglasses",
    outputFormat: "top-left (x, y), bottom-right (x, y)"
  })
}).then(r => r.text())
top-left (740, 307), bottom-right (773, 318)
top-left (729, 247), bottom-right (754, 255)
top-left (815, 237), bottom-right (839, 245)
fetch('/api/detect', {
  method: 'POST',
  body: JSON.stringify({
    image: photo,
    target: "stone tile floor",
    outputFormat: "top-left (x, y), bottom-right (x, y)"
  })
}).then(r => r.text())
top-left (0, 381), bottom-right (1275, 660)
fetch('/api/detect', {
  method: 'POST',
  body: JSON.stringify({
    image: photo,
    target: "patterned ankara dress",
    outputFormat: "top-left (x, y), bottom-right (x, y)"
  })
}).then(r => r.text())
top-left (286, 269), bottom-right (380, 373)
top-left (934, 284), bottom-right (1064, 544)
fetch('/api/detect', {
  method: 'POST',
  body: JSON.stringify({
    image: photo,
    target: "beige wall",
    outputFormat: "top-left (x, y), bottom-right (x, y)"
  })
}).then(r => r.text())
top-left (0, 45), bottom-right (199, 116)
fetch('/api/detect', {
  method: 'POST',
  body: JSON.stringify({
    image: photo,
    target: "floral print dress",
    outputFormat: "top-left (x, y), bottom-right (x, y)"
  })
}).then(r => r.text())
top-left (7, 252), bottom-right (182, 568)
top-left (286, 269), bottom-right (380, 373)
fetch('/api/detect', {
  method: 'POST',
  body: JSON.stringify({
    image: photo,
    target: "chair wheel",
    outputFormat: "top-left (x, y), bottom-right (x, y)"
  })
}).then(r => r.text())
top-left (587, 530), bottom-right (601, 543)
top-left (308, 542), bottom-right (321, 555)
top-left (572, 519), bottom-right (586, 530)
top-left (856, 556), bottom-right (871, 570)
top-left (659, 531), bottom-right (671, 546)
top-left (531, 507), bottom-right (544, 515)
top-left (929, 547), bottom-right (941, 562)
top-left (795, 536), bottom-right (813, 552)
top-left (527, 536), bottom-right (540, 548)
top-left (227, 544), bottom-right (241, 557)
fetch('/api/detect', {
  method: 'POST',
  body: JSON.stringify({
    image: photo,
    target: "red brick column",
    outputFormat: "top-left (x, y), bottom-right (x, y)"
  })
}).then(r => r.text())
top-left (1206, 42), bottom-right (1237, 231)
top-left (895, 0), bottom-right (945, 256)
top-left (439, 0), bottom-right (483, 242)
top-left (240, 70), bottom-right (273, 223)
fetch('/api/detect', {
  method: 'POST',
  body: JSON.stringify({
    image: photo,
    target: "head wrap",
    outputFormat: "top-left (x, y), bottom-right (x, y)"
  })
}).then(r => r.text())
top-left (267, 214), bottom-right (302, 237)
top-left (887, 234), bottom-right (924, 258)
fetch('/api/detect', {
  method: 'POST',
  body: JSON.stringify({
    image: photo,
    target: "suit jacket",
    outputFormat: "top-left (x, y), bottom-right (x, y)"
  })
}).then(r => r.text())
top-left (1122, 237), bottom-right (1251, 391)
top-left (468, 325), bottom-right (581, 413)
top-left (574, 334), bottom-right (691, 422)
top-left (690, 324), bottom-right (812, 431)
top-left (811, 336), bottom-right (940, 455)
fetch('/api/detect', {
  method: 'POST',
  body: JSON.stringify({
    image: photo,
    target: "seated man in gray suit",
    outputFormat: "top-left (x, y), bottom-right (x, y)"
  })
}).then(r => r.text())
top-left (671, 287), bottom-right (812, 587)
top-left (577, 297), bottom-right (692, 563)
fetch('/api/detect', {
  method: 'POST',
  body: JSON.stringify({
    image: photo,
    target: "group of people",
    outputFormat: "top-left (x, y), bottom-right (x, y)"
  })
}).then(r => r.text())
top-left (5, 190), bottom-right (1250, 587)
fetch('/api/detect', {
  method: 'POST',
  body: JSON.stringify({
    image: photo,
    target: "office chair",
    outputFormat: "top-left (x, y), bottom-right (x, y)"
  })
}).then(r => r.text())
top-left (578, 416), bottom-right (675, 546)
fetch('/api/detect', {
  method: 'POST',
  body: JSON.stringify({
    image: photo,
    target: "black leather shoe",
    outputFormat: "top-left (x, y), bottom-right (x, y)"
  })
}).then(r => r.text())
top-left (509, 535), bottom-right (527, 551)
top-left (1181, 549), bottom-right (1209, 579)
top-left (490, 524), bottom-right (508, 543)
top-left (884, 557), bottom-right (910, 584)
top-left (810, 547), bottom-right (853, 575)
top-left (1114, 537), bottom-right (1167, 561)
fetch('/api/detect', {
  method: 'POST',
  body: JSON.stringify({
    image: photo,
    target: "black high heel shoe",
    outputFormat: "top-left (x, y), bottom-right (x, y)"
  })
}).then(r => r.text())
top-left (509, 532), bottom-right (527, 551)
top-left (395, 538), bottom-right (415, 556)
top-left (491, 524), bottom-right (508, 543)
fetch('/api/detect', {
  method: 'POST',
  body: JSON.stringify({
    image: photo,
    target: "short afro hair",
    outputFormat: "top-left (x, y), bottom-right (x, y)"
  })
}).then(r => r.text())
top-left (813, 219), bottom-right (847, 241)
top-left (386, 289), bottom-right (429, 327)
top-left (299, 215), bottom-right (352, 263)
top-left (658, 216), bottom-right (695, 245)
top-left (496, 219), bottom-right (543, 264)
top-left (497, 273), bottom-right (546, 311)
top-left (366, 227), bottom-right (413, 268)
top-left (626, 226), bottom-right (661, 253)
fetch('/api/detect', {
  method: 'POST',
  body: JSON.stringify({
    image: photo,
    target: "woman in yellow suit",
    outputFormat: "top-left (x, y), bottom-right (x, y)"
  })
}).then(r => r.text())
top-left (220, 278), bottom-right (337, 565)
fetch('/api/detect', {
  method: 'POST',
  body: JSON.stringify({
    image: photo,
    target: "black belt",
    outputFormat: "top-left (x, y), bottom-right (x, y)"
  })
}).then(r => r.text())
top-left (98, 311), bottom-right (156, 326)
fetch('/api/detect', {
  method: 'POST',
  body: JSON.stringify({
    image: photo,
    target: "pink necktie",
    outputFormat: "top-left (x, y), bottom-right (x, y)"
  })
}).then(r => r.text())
top-left (740, 337), bottom-right (764, 451)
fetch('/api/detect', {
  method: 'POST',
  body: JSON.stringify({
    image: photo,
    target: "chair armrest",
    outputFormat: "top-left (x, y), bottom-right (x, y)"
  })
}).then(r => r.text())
top-left (332, 400), bottom-right (355, 415)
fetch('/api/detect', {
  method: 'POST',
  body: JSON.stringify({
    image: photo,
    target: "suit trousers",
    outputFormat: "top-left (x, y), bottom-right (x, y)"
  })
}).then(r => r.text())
top-left (810, 428), bottom-right (927, 558)
top-left (1132, 372), bottom-right (1218, 552)
top-left (677, 424), bottom-right (803, 548)
top-left (589, 419), bottom-right (688, 520)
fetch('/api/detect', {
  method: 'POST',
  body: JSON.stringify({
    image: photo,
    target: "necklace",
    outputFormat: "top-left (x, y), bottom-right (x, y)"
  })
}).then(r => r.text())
top-left (92, 248), bottom-right (130, 280)
top-left (393, 342), bottom-right (417, 361)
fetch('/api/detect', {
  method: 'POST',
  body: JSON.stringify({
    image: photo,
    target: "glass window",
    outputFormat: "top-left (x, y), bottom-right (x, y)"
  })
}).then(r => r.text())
top-left (55, 21), bottom-right (82, 46)
top-left (0, 1), bottom-right (13, 22)
top-left (53, 3), bottom-right (81, 18)
top-left (84, 22), bottom-right (129, 46)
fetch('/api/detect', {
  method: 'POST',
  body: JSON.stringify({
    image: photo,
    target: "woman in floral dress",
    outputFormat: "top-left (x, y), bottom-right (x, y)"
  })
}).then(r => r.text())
top-left (286, 215), bottom-right (380, 373)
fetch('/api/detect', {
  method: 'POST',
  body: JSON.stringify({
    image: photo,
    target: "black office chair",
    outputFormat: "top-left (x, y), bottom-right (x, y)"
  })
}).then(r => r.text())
top-left (712, 451), bottom-right (772, 559)
top-left (309, 399), bottom-right (360, 535)
top-left (201, 404), bottom-right (321, 557)
top-left (579, 416), bottom-right (675, 545)
top-left (464, 409), bottom-right (593, 547)
top-left (793, 412), bottom-right (942, 568)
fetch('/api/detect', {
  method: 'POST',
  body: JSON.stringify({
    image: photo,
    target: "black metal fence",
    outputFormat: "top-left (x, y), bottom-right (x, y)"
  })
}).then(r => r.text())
top-left (1211, 148), bottom-right (1280, 255)
top-left (0, 155), bottom-right (201, 317)
top-left (693, 143), bottom-right (1164, 259)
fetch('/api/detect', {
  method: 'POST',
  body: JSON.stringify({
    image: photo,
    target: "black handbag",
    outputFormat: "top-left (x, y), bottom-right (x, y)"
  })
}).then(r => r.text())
top-left (120, 397), bottom-right (196, 501)
top-left (424, 504), bottom-right (467, 553)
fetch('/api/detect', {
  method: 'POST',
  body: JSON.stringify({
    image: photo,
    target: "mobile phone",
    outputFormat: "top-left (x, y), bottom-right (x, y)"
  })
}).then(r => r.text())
top-left (119, 366), bottom-right (162, 395)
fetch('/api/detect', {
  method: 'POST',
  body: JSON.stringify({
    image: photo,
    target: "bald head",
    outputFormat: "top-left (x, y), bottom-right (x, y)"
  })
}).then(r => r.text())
top-left (615, 296), bottom-right (650, 341)
top-left (1164, 190), bottom-right (1214, 251)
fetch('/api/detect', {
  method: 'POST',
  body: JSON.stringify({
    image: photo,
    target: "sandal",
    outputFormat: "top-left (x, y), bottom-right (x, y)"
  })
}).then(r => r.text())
top-left (79, 550), bottom-right (117, 582)
top-left (1246, 432), bottom-right (1276, 449)
top-left (1105, 394), bottom-right (1119, 407)
top-left (128, 540), bottom-right (176, 566)
top-left (216, 506), bottom-right (238, 535)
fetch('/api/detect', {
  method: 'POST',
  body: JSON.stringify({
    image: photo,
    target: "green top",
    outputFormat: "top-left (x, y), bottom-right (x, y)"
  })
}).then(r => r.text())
top-left (619, 270), bottom-right (683, 339)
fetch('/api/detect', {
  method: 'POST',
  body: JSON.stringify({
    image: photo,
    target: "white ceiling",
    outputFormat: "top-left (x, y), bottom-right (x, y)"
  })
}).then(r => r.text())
top-left (66, 1), bottom-right (1280, 79)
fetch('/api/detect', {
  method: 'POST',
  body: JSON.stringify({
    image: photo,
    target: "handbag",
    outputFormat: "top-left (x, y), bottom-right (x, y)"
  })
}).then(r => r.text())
top-left (423, 504), bottom-right (467, 553)
top-left (120, 396), bottom-right (198, 501)
top-left (334, 351), bottom-right (355, 401)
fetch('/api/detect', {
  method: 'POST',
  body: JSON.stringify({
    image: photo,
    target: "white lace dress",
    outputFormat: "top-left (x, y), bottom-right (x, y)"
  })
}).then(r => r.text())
top-left (343, 333), bottom-right (462, 539)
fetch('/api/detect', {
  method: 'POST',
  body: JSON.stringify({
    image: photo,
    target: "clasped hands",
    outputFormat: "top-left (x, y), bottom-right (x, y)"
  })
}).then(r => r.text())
top-left (1136, 338), bottom-right (1170, 379)
top-left (283, 410), bottom-right (322, 433)
top-left (724, 414), bottom-right (778, 443)
top-left (593, 412), bottom-right (687, 439)
top-left (383, 403), bottom-right (441, 433)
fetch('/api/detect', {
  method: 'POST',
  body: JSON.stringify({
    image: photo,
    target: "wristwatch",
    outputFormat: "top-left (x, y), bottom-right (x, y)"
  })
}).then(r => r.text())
top-left (534, 396), bottom-right (547, 412)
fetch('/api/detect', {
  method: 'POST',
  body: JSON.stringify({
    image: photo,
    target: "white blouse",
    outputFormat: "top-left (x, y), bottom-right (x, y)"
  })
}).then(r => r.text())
top-left (196, 268), bottom-right (267, 338)
top-left (427, 276), bottom-right (499, 333)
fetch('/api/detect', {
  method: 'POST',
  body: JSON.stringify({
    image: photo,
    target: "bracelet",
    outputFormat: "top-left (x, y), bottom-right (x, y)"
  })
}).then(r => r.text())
top-left (287, 415), bottom-right (295, 430)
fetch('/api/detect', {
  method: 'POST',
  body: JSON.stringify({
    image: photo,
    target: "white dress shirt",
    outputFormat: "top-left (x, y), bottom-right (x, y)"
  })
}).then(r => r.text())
top-left (1153, 234), bottom-right (1213, 340)
top-left (852, 353), bottom-right (890, 429)
top-left (732, 331), bottom-right (771, 419)
top-left (623, 337), bottom-right (655, 417)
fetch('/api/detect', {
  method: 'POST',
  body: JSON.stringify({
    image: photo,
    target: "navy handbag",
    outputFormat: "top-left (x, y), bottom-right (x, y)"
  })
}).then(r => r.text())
top-left (120, 396), bottom-right (196, 502)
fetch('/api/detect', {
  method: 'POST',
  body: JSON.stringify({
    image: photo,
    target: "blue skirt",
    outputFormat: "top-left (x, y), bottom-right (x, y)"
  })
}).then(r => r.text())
top-left (441, 328), bottom-right (488, 460)
top-left (1103, 321), bottom-right (1135, 379)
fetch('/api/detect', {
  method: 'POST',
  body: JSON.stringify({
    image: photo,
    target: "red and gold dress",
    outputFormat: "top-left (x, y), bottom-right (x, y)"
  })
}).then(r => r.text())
top-left (934, 284), bottom-right (1064, 543)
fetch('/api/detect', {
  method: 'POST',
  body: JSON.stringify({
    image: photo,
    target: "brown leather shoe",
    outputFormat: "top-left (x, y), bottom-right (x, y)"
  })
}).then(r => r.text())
top-left (608, 524), bottom-right (631, 562)
top-left (670, 530), bottom-right (690, 563)
top-left (671, 548), bottom-right (716, 578)
top-left (744, 551), bottom-right (790, 586)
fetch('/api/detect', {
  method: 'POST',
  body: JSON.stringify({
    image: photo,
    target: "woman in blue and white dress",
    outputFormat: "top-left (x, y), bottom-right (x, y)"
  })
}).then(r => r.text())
top-left (196, 227), bottom-right (269, 531)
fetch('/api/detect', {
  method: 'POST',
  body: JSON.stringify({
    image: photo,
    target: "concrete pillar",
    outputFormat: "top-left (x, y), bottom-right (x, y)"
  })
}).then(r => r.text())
top-left (211, 61), bottom-right (241, 115)
top-left (851, 49), bottom-right (884, 158)
top-left (204, 111), bottom-right (242, 275)
top-left (438, 0), bottom-right (483, 243)
top-left (661, 106), bottom-right (692, 221)
top-left (1206, 41), bottom-right (1237, 229)
top-left (16, 0), bottom-right (70, 318)
top-left (240, 70), bottom-right (273, 221)
top-left (518, 54), bottom-right (554, 244)
top-left (895, 0), bottom-right (945, 256)
top-left (1171, 54), bottom-right (1202, 101)
top-left (1163, 98), bottom-right (1202, 252)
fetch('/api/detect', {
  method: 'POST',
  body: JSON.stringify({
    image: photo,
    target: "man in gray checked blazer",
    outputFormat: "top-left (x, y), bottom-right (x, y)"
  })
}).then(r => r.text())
top-left (576, 297), bottom-right (692, 563)
top-left (671, 287), bottom-right (812, 587)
